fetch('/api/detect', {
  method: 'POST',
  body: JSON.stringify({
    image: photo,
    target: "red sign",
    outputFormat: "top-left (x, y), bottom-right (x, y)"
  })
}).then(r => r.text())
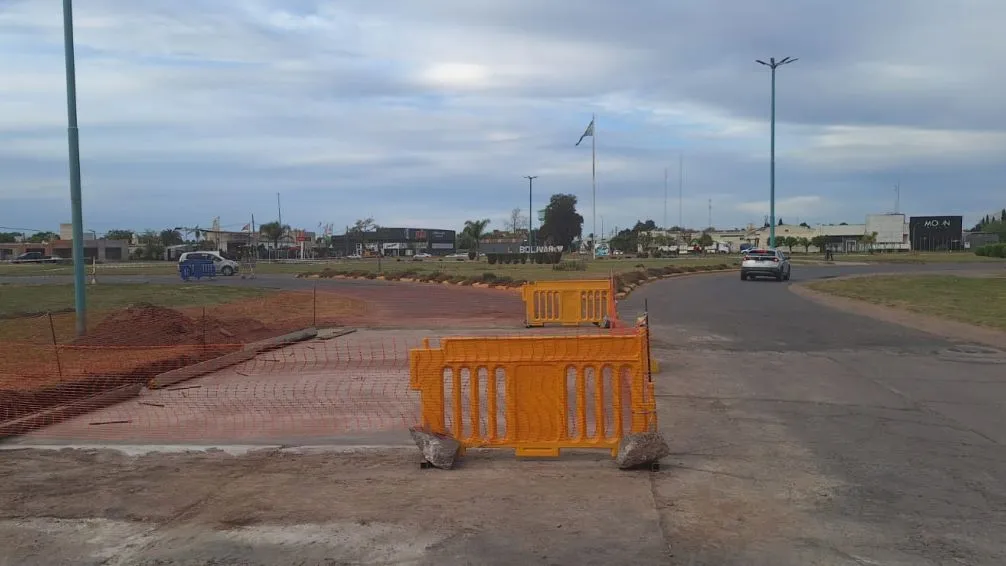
top-left (296, 235), bottom-right (309, 242)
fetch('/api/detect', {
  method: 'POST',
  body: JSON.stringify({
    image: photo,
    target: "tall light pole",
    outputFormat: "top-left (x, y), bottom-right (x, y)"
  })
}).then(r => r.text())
top-left (62, 0), bottom-right (87, 336)
top-left (524, 175), bottom-right (537, 247)
top-left (756, 56), bottom-right (797, 248)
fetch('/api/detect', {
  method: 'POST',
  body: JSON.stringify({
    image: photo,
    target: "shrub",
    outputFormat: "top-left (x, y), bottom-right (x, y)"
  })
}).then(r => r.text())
top-left (487, 254), bottom-right (498, 265)
top-left (663, 266), bottom-right (682, 274)
top-left (646, 267), bottom-right (664, 278)
top-left (468, 251), bottom-right (477, 260)
top-left (976, 243), bottom-right (1006, 258)
top-left (553, 260), bottom-right (587, 272)
top-left (481, 272), bottom-right (498, 282)
top-left (637, 251), bottom-right (649, 259)
top-left (364, 272), bottom-right (377, 279)
top-left (651, 250), bottom-right (663, 258)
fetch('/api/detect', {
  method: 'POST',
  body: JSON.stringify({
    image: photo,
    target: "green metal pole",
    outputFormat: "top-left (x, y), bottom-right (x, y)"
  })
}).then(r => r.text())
top-left (62, 0), bottom-right (87, 336)
top-left (769, 66), bottom-right (777, 249)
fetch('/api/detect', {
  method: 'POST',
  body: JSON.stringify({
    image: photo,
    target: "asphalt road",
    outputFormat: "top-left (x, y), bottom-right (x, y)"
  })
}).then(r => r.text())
top-left (4, 262), bottom-right (1005, 564)
top-left (621, 263), bottom-right (1006, 565)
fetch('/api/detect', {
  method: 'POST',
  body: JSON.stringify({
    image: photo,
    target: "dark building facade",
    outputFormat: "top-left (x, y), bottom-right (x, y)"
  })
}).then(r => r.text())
top-left (330, 227), bottom-right (456, 256)
top-left (909, 216), bottom-right (963, 251)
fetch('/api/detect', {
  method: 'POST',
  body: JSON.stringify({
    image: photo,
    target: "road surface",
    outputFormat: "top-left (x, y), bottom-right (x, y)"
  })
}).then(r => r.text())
top-left (619, 264), bottom-right (1006, 564)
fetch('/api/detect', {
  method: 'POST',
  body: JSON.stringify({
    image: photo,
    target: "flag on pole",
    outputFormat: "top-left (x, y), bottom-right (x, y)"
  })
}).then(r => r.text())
top-left (241, 223), bottom-right (251, 232)
top-left (575, 119), bottom-right (595, 146)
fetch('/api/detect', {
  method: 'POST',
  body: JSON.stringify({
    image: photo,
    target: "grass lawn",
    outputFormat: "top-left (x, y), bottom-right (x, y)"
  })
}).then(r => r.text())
top-left (0, 261), bottom-right (322, 278)
top-left (830, 252), bottom-right (1004, 264)
top-left (298, 255), bottom-right (738, 281)
top-left (807, 274), bottom-right (1006, 331)
top-left (0, 284), bottom-right (269, 317)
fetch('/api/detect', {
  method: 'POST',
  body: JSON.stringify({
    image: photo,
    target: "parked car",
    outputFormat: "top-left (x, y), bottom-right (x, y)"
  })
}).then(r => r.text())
top-left (740, 248), bottom-right (791, 282)
top-left (412, 253), bottom-right (432, 261)
top-left (444, 252), bottom-right (468, 261)
top-left (177, 251), bottom-right (240, 276)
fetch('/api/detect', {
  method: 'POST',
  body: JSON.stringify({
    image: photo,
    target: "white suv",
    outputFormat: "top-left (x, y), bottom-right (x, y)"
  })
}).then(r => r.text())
top-left (178, 251), bottom-right (240, 276)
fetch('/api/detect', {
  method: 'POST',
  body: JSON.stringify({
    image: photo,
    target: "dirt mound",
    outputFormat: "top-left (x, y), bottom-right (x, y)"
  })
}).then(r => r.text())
top-left (74, 303), bottom-right (268, 347)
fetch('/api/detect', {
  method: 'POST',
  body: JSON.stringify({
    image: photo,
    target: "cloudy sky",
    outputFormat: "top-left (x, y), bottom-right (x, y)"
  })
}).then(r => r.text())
top-left (2, 0), bottom-right (1004, 238)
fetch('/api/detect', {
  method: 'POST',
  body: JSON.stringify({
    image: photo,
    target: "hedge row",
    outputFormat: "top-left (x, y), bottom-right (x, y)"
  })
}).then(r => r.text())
top-left (486, 252), bottom-right (563, 265)
top-left (299, 262), bottom-right (738, 293)
top-left (974, 243), bottom-right (1006, 258)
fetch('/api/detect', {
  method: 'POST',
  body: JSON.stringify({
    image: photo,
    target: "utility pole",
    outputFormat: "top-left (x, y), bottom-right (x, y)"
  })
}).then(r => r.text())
top-left (524, 176), bottom-right (537, 247)
top-left (663, 168), bottom-right (668, 229)
top-left (756, 56), bottom-right (798, 248)
top-left (277, 192), bottom-right (283, 226)
top-left (708, 199), bottom-right (713, 229)
top-left (678, 153), bottom-right (684, 230)
top-left (894, 182), bottom-right (901, 214)
top-left (62, 0), bottom-right (86, 336)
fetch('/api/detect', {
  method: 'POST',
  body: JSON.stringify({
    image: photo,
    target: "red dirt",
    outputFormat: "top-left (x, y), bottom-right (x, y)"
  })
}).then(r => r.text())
top-left (73, 303), bottom-right (274, 347)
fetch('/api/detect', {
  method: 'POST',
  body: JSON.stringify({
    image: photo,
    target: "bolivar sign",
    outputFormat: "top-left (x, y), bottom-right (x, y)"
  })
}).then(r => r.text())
top-left (519, 245), bottom-right (564, 254)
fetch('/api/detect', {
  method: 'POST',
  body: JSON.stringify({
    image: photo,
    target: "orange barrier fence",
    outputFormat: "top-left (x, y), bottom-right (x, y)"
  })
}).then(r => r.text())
top-left (409, 327), bottom-right (657, 457)
top-left (520, 279), bottom-right (616, 327)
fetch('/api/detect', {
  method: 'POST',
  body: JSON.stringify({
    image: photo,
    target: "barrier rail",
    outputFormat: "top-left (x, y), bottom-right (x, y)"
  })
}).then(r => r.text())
top-left (520, 279), bottom-right (615, 327)
top-left (179, 259), bottom-right (216, 281)
top-left (409, 327), bottom-right (657, 457)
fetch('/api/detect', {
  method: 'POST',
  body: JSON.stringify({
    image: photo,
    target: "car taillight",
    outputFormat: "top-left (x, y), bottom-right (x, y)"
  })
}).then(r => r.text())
top-left (772, 258), bottom-right (779, 262)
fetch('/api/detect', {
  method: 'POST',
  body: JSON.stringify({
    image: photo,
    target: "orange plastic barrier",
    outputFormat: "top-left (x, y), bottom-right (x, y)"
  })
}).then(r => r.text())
top-left (408, 328), bottom-right (657, 458)
top-left (520, 279), bottom-right (615, 327)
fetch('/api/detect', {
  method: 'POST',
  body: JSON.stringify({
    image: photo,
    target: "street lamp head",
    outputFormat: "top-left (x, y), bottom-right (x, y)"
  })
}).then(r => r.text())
top-left (756, 59), bottom-right (768, 66)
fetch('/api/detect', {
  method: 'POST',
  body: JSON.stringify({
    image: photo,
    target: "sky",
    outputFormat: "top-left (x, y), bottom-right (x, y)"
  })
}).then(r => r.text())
top-left (2, 0), bottom-right (1005, 238)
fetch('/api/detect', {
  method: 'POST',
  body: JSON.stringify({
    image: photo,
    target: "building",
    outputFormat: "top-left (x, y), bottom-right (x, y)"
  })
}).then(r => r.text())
top-left (329, 227), bottom-right (456, 257)
top-left (0, 238), bottom-right (130, 262)
top-left (964, 232), bottom-right (1000, 250)
top-left (866, 214), bottom-right (910, 251)
top-left (909, 216), bottom-right (964, 251)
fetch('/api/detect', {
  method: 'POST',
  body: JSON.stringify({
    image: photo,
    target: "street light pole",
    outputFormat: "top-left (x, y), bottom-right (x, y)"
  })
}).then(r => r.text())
top-left (62, 0), bottom-right (87, 336)
top-left (524, 175), bottom-right (537, 247)
top-left (756, 56), bottom-right (797, 249)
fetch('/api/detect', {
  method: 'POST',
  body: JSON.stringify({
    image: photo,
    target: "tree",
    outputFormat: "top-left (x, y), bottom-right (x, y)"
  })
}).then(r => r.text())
top-left (508, 208), bottom-right (527, 235)
top-left (460, 218), bottom-right (490, 258)
top-left (159, 229), bottom-right (183, 247)
top-left (259, 221), bottom-right (290, 250)
top-left (798, 237), bottom-right (811, 253)
top-left (862, 231), bottom-right (878, 254)
top-left (609, 228), bottom-right (637, 253)
top-left (777, 218), bottom-right (784, 226)
top-left (799, 222), bottom-right (810, 228)
top-left (104, 229), bottom-right (134, 241)
top-left (634, 219), bottom-right (658, 232)
top-left (811, 235), bottom-right (828, 254)
top-left (698, 232), bottom-right (714, 248)
top-left (0, 232), bottom-right (19, 243)
top-left (781, 236), bottom-right (796, 253)
top-left (136, 230), bottom-right (164, 260)
top-left (28, 231), bottom-right (59, 243)
top-left (538, 194), bottom-right (583, 250)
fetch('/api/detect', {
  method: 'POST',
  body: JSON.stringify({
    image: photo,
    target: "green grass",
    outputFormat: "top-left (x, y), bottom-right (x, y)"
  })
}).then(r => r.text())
top-left (0, 284), bottom-right (270, 317)
top-left (807, 274), bottom-right (1006, 331)
top-left (827, 252), bottom-right (1004, 264)
top-left (0, 261), bottom-right (322, 277)
top-left (297, 256), bottom-right (738, 281)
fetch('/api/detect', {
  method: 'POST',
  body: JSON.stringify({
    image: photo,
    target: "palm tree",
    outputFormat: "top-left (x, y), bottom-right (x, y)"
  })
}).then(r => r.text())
top-left (461, 219), bottom-right (490, 259)
top-left (862, 231), bottom-right (878, 254)
top-left (259, 221), bottom-right (289, 251)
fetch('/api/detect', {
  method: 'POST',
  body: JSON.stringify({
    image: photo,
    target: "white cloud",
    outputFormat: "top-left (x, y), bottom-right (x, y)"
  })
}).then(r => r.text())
top-left (1, 0), bottom-right (1005, 235)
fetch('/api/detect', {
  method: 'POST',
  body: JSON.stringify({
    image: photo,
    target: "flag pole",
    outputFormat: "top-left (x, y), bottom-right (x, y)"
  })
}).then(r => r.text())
top-left (591, 113), bottom-right (597, 256)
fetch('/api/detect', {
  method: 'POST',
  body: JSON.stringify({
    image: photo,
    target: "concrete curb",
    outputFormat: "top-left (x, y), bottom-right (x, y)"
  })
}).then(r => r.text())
top-left (0, 384), bottom-right (143, 438)
top-left (615, 268), bottom-right (737, 299)
top-left (791, 280), bottom-right (1006, 351)
top-left (149, 327), bottom-right (320, 389)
